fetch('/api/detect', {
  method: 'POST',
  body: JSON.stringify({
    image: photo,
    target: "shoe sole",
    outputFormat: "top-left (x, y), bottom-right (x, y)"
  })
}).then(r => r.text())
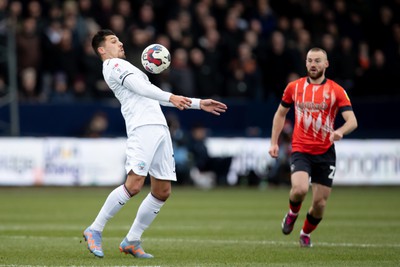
top-left (119, 245), bottom-right (153, 258)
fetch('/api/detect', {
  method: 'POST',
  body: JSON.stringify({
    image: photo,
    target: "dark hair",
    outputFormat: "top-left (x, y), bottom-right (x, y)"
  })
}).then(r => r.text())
top-left (91, 29), bottom-right (115, 57)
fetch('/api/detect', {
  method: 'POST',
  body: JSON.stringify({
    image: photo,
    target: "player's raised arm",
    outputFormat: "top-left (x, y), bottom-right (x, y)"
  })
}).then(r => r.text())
top-left (160, 96), bottom-right (227, 115)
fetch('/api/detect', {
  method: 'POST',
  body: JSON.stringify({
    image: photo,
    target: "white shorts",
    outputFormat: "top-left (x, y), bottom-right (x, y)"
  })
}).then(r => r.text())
top-left (125, 125), bottom-right (176, 181)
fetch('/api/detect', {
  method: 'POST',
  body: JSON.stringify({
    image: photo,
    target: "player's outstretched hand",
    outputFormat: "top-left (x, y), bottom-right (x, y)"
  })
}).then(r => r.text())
top-left (200, 99), bottom-right (228, 115)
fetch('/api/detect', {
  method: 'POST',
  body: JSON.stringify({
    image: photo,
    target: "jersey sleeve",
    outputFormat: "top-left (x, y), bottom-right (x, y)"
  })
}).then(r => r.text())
top-left (334, 84), bottom-right (352, 108)
top-left (109, 58), bottom-right (172, 103)
top-left (281, 82), bottom-right (294, 107)
top-left (107, 58), bottom-right (133, 86)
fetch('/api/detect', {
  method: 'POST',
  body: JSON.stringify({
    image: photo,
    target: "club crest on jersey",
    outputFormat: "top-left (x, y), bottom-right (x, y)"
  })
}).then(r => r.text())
top-left (137, 161), bottom-right (146, 170)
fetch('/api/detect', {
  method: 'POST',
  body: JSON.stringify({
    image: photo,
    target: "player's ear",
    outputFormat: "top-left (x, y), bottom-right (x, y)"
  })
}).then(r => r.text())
top-left (325, 60), bottom-right (329, 68)
top-left (97, 46), bottom-right (105, 55)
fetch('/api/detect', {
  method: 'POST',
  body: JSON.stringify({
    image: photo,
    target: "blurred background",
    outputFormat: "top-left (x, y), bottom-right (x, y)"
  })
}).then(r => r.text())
top-left (0, 0), bottom-right (399, 187)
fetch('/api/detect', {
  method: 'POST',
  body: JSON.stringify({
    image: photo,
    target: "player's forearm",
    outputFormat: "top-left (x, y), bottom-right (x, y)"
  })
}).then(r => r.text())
top-left (270, 113), bottom-right (285, 145)
top-left (337, 116), bottom-right (358, 136)
top-left (337, 111), bottom-right (358, 136)
top-left (159, 98), bottom-right (201, 109)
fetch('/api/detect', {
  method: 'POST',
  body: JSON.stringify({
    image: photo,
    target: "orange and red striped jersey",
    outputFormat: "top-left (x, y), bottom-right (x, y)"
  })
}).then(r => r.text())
top-left (281, 77), bottom-right (352, 155)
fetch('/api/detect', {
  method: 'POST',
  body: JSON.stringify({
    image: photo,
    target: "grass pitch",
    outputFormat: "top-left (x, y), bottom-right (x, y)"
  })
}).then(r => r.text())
top-left (0, 185), bottom-right (399, 266)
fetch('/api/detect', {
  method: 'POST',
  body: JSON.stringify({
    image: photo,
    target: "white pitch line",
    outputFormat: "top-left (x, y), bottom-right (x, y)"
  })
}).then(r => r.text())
top-left (0, 266), bottom-right (153, 267)
top-left (1, 235), bottom-right (400, 249)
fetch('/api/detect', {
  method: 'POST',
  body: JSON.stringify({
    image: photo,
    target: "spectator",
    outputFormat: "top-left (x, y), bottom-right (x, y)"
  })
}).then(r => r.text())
top-left (189, 47), bottom-right (220, 98)
top-left (135, 3), bottom-right (158, 40)
top-left (62, 0), bottom-right (88, 48)
top-left (78, 0), bottom-right (95, 19)
top-left (253, 0), bottom-right (277, 39)
top-left (334, 36), bottom-right (358, 92)
top-left (319, 33), bottom-right (338, 78)
top-left (261, 30), bottom-right (297, 100)
top-left (114, 0), bottom-right (133, 27)
top-left (176, 10), bottom-right (195, 49)
top-left (169, 48), bottom-right (196, 96)
top-left (2, 0), bottom-right (399, 104)
top-left (81, 111), bottom-right (109, 137)
top-left (16, 17), bottom-right (42, 79)
top-left (72, 75), bottom-right (92, 101)
top-left (53, 28), bottom-right (80, 91)
top-left (108, 14), bottom-right (128, 47)
top-left (197, 28), bottom-right (224, 97)
top-left (188, 123), bottom-right (231, 187)
top-left (48, 71), bottom-right (74, 103)
top-left (18, 67), bottom-right (43, 103)
top-left (80, 37), bottom-right (105, 99)
top-left (226, 42), bottom-right (263, 99)
top-left (8, 0), bottom-right (23, 24)
top-left (357, 49), bottom-right (392, 97)
top-left (166, 112), bottom-right (192, 185)
top-left (125, 28), bottom-right (152, 71)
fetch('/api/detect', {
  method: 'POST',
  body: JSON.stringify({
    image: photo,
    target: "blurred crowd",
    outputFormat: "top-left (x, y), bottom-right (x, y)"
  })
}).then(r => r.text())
top-left (0, 0), bottom-right (399, 104)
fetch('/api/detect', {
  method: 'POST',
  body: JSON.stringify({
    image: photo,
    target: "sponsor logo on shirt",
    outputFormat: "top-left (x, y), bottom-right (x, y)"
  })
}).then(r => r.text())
top-left (119, 70), bottom-right (129, 80)
top-left (296, 101), bottom-right (328, 111)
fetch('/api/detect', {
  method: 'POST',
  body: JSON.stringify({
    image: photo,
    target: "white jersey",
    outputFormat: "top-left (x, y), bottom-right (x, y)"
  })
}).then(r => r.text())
top-left (102, 58), bottom-right (173, 135)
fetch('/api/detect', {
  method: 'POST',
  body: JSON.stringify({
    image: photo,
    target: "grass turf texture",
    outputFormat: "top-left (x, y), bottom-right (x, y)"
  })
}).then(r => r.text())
top-left (0, 186), bottom-right (399, 266)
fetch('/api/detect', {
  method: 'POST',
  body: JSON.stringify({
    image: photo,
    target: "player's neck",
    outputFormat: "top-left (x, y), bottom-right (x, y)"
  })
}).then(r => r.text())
top-left (307, 76), bottom-right (326, 85)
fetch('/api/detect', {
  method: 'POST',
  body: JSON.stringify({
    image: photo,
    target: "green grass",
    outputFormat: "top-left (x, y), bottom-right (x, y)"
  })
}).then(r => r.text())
top-left (0, 186), bottom-right (399, 266)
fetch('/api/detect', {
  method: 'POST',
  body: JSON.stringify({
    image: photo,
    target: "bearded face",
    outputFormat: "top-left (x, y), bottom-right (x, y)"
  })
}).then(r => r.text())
top-left (305, 50), bottom-right (328, 81)
top-left (307, 68), bottom-right (324, 80)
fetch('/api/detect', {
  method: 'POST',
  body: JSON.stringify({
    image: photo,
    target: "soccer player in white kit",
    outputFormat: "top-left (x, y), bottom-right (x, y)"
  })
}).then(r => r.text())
top-left (83, 29), bottom-right (228, 258)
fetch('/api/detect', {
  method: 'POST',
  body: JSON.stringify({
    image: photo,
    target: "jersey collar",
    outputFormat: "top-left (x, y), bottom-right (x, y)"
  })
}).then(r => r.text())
top-left (307, 77), bottom-right (327, 85)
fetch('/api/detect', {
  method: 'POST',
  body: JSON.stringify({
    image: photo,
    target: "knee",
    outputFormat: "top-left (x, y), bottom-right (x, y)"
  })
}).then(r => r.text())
top-left (124, 173), bottom-right (145, 196)
top-left (124, 182), bottom-right (142, 196)
top-left (291, 185), bottom-right (309, 198)
top-left (152, 187), bottom-right (171, 201)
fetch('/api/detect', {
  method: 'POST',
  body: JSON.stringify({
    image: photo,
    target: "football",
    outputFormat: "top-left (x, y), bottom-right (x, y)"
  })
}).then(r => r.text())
top-left (141, 44), bottom-right (171, 74)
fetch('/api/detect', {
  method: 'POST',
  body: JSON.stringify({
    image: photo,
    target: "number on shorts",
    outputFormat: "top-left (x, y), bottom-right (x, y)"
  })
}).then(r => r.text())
top-left (328, 165), bottom-right (336, 179)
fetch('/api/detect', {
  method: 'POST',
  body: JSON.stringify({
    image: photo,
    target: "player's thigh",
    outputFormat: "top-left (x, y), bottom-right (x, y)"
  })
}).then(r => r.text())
top-left (290, 152), bottom-right (311, 192)
top-left (310, 146), bottom-right (336, 187)
top-left (148, 126), bottom-right (177, 181)
top-left (125, 125), bottom-right (166, 176)
top-left (291, 171), bottom-right (310, 194)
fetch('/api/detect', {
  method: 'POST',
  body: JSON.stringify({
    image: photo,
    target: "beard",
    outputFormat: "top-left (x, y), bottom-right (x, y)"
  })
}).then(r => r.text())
top-left (307, 69), bottom-right (324, 80)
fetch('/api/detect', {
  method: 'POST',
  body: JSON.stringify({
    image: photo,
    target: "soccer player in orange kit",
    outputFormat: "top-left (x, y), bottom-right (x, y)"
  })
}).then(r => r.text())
top-left (269, 47), bottom-right (358, 247)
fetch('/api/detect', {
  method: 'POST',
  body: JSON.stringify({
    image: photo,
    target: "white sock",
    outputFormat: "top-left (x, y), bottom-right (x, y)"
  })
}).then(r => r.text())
top-left (90, 185), bottom-right (131, 232)
top-left (289, 210), bottom-right (298, 216)
top-left (300, 229), bottom-right (310, 236)
top-left (126, 193), bottom-right (165, 241)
